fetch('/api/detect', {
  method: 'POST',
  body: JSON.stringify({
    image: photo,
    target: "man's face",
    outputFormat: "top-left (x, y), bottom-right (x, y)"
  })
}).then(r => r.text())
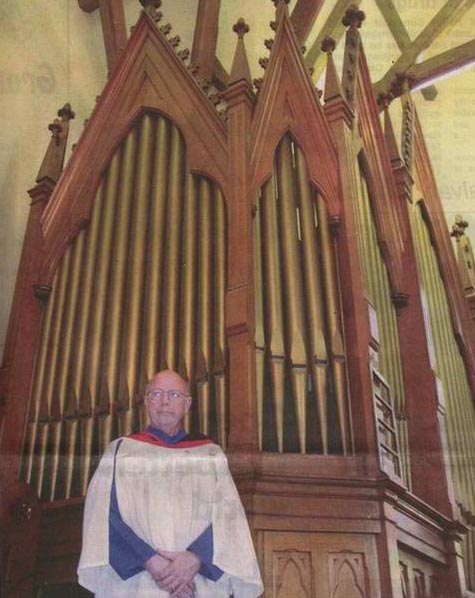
top-left (144, 370), bottom-right (191, 432)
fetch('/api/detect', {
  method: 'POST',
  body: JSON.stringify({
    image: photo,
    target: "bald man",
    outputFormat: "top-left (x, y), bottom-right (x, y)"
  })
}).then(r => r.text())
top-left (78, 370), bottom-right (263, 598)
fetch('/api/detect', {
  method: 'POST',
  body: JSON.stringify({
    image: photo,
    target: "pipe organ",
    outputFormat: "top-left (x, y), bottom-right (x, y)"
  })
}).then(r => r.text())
top-left (2, 2), bottom-right (475, 597)
top-left (21, 112), bottom-right (228, 502)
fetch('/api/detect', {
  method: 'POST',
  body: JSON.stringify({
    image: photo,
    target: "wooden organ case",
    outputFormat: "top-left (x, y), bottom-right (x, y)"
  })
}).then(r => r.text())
top-left (2, 2), bottom-right (475, 597)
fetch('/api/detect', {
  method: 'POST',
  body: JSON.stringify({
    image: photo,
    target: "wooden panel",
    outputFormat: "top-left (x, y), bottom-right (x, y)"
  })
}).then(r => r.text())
top-left (263, 531), bottom-right (380, 598)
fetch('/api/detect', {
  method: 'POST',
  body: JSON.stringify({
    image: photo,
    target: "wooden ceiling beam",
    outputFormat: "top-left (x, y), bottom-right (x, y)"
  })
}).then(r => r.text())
top-left (78, 0), bottom-right (127, 73)
top-left (409, 39), bottom-right (475, 90)
top-left (375, 0), bottom-right (475, 94)
top-left (304, 0), bottom-right (362, 80)
top-left (191, 0), bottom-right (221, 81)
top-left (374, 0), bottom-right (411, 51)
top-left (290, 0), bottom-right (324, 45)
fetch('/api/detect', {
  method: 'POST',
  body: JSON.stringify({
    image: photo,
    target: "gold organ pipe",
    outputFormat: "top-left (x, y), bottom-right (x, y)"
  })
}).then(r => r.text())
top-left (317, 200), bottom-right (349, 454)
top-left (79, 152), bottom-right (120, 490)
top-left (254, 199), bottom-right (266, 451)
top-left (143, 118), bottom-right (170, 382)
top-left (64, 419), bottom-right (78, 499)
top-left (24, 267), bottom-right (59, 483)
top-left (428, 222), bottom-right (473, 511)
top-left (295, 147), bottom-right (329, 454)
top-left (423, 212), bottom-right (469, 504)
top-left (161, 125), bottom-right (186, 370)
top-left (85, 152), bottom-right (120, 409)
top-left (67, 181), bottom-right (105, 497)
top-left (412, 208), bottom-right (462, 498)
top-left (261, 178), bottom-right (286, 452)
top-left (43, 249), bottom-right (73, 421)
top-left (178, 174), bottom-right (197, 433)
top-left (47, 422), bottom-right (62, 501)
top-left (213, 187), bottom-right (227, 448)
top-left (276, 137), bottom-right (308, 453)
top-left (178, 175), bottom-right (198, 388)
top-left (121, 114), bottom-right (154, 412)
top-left (196, 178), bottom-right (213, 435)
top-left (36, 250), bottom-right (71, 496)
top-left (70, 182), bottom-right (105, 422)
top-left (57, 234), bottom-right (86, 417)
top-left (100, 131), bottom-right (137, 448)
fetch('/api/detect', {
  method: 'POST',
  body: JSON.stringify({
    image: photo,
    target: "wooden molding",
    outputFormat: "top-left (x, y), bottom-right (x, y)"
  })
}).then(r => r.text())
top-left (355, 45), bottom-right (406, 297)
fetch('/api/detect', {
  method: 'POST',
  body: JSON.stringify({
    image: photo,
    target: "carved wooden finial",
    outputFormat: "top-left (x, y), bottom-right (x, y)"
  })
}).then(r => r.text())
top-left (58, 103), bottom-right (75, 121)
top-left (342, 5), bottom-right (366, 28)
top-left (451, 215), bottom-right (469, 240)
top-left (228, 18), bottom-right (253, 88)
top-left (140, 0), bottom-right (161, 17)
top-left (233, 17), bottom-right (249, 39)
top-left (321, 36), bottom-right (336, 54)
top-left (35, 102), bottom-right (75, 184)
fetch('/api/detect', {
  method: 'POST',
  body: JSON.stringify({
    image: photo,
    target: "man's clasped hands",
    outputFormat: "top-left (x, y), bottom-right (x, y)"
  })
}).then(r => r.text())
top-left (144, 549), bottom-right (201, 598)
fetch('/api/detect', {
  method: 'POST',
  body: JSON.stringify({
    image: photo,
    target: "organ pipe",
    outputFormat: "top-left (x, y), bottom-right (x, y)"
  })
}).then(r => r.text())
top-left (261, 177), bottom-right (286, 452)
top-left (276, 136), bottom-right (308, 454)
top-left (295, 147), bottom-right (329, 454)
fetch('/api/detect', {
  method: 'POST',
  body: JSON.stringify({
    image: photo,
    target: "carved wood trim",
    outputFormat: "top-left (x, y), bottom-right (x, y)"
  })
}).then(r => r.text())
top-left (354, 46), bottom-right (406, 298)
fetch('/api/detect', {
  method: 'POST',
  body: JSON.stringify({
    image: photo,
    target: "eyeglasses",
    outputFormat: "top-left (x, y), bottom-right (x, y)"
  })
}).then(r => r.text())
top-left (144, 389), bottom-right (190, 402)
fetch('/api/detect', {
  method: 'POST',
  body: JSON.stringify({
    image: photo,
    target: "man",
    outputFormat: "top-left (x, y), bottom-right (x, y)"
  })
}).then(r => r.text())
top-left (78, 370), bottom-right (263, 598)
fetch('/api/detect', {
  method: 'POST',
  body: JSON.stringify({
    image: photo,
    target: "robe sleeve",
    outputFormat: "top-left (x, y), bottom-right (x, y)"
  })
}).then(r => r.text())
top-left (209, 449), bottom-right (264, 597)
top-left (187, 524), bottom-right (224, 581)
top-left (109, 440), bottom-right (156, 579)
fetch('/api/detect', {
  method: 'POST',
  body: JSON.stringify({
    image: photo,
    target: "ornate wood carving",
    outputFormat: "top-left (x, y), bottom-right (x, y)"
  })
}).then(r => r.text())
top-left (274, 551), bottom-right (314, 598)
top-left (328, 551), bottom-right (367, 598)
top-left (353, 37), bottom-right (406, 299)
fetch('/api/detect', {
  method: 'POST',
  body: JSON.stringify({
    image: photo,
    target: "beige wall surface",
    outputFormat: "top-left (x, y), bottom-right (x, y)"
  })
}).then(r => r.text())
top-left (1, 0), bottom-right (474, 359)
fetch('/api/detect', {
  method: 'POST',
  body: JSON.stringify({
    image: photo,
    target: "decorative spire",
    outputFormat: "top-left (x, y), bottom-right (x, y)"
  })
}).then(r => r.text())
top-left (321, 37), bottom-right (344, 104)
top-left (342, 5), bottom-right (365, 29)
top-left (228, 18), bottom-right (252, 87)
top-left (378, 93), bottom-right (402, 167)
top-left (140, 0), bottom-right (161, 19)
top-left (233, 17), bottom-right (249, 38)
top-left (35, 103), bottom-right (75, 184)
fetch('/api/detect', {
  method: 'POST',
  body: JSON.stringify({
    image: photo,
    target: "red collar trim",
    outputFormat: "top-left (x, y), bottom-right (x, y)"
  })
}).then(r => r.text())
top-left (128, 431), bottom-right (214, 449)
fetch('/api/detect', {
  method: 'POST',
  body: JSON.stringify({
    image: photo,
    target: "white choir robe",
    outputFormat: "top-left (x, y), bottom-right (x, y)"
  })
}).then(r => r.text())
top-left (78, 434), bottom-right (264, 598)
